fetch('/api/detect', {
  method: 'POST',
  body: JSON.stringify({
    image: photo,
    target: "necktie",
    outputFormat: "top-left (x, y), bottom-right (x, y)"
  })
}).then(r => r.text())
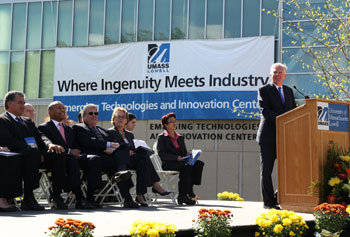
top-left (16, 116), bottom-right (24, 125)
top-left (59, 122), bottom-right (67, 143)
top-left (278, 87), bottom-right (285, 104)
top-left (92, 127), bottom-right (104, 141)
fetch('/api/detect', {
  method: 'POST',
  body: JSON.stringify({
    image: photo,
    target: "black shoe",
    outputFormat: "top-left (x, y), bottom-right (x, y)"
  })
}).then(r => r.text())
top-left (135, 196), bottom-right (148, 207)
top-left (263, 204), bottom-right (281, 210)
top-left (76, 198), bottom-right (95, 209)
top-left (21, 199), bottom-right (45, 211)
top-left (87, 198), bottom-right (103, 209)
top-left (114, 171), bottom-right (132, 182)
top-left (152, 187), bottom-right (171, 196)
top-left (123, 199), bottom-right (139, 208)
top-left (0, 206), bottom-right (19, 212)
top-left (177, 195), bottom-right (196, 205)
top-left (52, 197), bottom-right (68, 210)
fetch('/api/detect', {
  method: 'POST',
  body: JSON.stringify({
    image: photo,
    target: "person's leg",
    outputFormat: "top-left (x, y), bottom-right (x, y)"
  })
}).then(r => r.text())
top-left (260, 143), bottom-right (277, 207)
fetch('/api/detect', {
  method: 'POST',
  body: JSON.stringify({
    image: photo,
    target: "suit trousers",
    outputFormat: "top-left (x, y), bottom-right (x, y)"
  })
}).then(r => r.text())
top-left (21, 148), bottom-right (41, 196)
top-left (129, 152), bottom-right (160, 195)
top-left (163, 160), bottom-right (204, 195)
top-left (0, 155), bottom-right (22, 198)
top-left (66, 154), bottom-right (84, 200)
top-left (259, 142), bottom-right (278, 206)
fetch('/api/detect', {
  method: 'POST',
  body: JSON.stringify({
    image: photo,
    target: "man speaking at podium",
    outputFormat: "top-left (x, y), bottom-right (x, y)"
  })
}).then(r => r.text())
top-left (257, 63), bottom-right (296, 209)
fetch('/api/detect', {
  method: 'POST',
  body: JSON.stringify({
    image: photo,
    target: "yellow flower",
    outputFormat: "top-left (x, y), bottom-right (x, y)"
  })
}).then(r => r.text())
top-left (282, 218), bottom-right (292, 226)
top-left (289, 231), bottom-right (295, 236)
top-left (328, 177), bottom-right (341, 187)
top-left (340, 155), bottom-right (350, 162)
top-left (255, 232), bottom-right (260, 236)
top-left (347, 205), bottom-right (350, 215)
top-left (270, 215), bottom-right (279, 223)
top-left (273, 224), bottom-right (283, 234)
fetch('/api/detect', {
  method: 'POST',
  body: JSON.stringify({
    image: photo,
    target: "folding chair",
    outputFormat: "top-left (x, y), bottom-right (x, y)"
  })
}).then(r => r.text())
top-left (34, 169), bottom-right (52, 206)
top-left (150, 142), bottom-right (179, 205)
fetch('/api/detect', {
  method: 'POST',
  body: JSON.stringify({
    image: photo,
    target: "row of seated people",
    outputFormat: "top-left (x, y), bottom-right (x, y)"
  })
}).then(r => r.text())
top-left (0, 90), bottom-right (204, 212)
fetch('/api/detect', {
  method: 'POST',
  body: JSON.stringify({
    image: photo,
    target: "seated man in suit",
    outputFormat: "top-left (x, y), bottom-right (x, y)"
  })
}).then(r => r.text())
top-left (0, 91), bottom-right (64, 211)
top-left (38, 101), bottom-right (94, 209)
top-left (73, 104), bottom-right (139, 208)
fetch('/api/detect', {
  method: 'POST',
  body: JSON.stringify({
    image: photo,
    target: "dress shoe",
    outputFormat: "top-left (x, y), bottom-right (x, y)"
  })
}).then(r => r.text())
top-left (135, 196), bottom-right (148, 207)
top-left (152, 187), bottom-right (171, 196)
top-left (21, 199), bottom-right (45, 211)
top-left (263, 204), bottom-right (281, 210)
top-left (52, 197), bottom-right (68, 210)
top-left (177, 195), bottom-right (196, 205)
top-left (76, 198), bottom-right (95, 209)
top-left (123, 199), bottom-right (139, 208)
top-left (114, 171), bottom-right (131, 182)
top-left (0, 206), bottom-right (19, 212)
top-left (87, 198), bottom-right (103, 209)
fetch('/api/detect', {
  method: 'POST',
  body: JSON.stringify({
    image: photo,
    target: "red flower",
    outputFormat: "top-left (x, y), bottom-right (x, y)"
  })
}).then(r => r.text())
top-left (327, 194), bottom-right (337, 204)
top-left (346, 169), bottom-right (350, 176)
top-left (337, 173), bottom-right (348, 180)
top-left (333, 163), bottom-right (342, 170)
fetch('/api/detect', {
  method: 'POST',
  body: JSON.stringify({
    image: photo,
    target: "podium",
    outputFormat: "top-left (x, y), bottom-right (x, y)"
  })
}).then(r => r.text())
top-left (276, 99), bottom-right (350, 213)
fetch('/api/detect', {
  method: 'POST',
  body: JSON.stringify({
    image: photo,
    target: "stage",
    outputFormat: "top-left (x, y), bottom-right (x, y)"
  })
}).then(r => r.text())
top-left (0, 199), bottom-right (315, 236)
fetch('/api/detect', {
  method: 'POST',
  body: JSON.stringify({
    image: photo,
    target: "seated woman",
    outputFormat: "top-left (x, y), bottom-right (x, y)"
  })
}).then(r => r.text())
top-left (157, 112), bottom-right (204, 205)
top-left (108, 107), bottom-right (170, 207)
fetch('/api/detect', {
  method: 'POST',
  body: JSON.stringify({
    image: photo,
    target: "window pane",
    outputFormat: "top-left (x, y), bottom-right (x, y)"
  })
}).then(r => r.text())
top-left (9, 52), bottom-right (25, 91)
top-left (40, 50), bottom-right (55, 98)
top-left (189, 0), bottom-right (205, 39)
top-left (11, 3), bottom-right (26, 50)
top-left (243, 0), bottom-right (259, 37)
top-left (224, 0), bottom-right (241, 38)
top-left (0, 52), bottom-right (9, 98)
top-left (89, 0), bottom-right (104, 46)
top-left (24, 51), bottom-right (40, 99)
top-left (57, 0), bottom-right (72, 47)
top-left (121, 0), bottom-right (137, 42)
top-left (73, 0), bottom-right (88, 46)
top-left (207, 0), bottom-right (222, 39)
top-left (0, 4), bottom-right (11, 50)
top-left (42, 1), bottom-right (57, 48)
top-left (155, 0), bottom-right (170, 40)
top-left (105, 0), bottom-right (120, 44)
top-left (27, 2), bottom-right (42, 49)
top-left (171, 0), bottom-right (187, 40)
top-left (138, 0), bottom-right (153, 41)
top-left (262, 0), bottom-right (278, 36)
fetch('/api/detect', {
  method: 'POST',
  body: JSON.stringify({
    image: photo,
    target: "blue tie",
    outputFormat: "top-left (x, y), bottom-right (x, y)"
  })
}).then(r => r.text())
top-left (278, 87), bottom-right (285, 104)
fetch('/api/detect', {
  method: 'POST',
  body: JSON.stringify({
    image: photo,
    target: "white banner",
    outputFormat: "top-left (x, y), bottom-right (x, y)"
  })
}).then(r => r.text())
top-left (54, 36), bottom-right (274, 120)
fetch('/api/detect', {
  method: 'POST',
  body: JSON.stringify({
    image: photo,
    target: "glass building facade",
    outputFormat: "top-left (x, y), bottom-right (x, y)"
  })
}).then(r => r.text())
top-left (0, 0), bottom-right (279, 101)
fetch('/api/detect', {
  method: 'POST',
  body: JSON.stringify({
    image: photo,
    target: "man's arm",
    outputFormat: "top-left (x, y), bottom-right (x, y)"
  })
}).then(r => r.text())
top-left (258, 87), bottom-right (279, 124)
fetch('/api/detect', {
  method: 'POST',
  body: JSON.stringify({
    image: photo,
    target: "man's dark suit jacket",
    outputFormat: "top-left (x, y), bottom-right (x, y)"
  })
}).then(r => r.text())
top-left (157, 132), bottom-right (188, 165)
top-left (256, 83), bottom-right (297, 145)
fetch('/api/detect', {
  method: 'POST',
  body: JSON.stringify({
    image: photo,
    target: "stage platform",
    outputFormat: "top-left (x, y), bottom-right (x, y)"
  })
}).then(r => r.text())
top-left (0, 200), bottom-right (315, 236)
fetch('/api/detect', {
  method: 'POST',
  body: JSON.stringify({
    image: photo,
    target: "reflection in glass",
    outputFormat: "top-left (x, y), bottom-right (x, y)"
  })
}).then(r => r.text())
top-left (57, 0), bottom-right (72, 47)
top-left (262, 0), bottom-right (278, 36)
top-left (155, 0), bottom-right (170, 40)
top-left (73, 0), bottom-right (88, 46)
top-left (224, 0), bottom-right (241, 38)
top-left (27, 3), bottom-right (42, 49)
top-left (40, 50), bottom-right (55, 98)
top-left (42, 1), bottom-right (57, 48)
top-left (138, 0), bottom-right (153, 41)
top-left (207, 0), bottom-right (222, 39)
top-left (171, 0), bottom-right (187, 40)
top-left (25, 51), bottom-right (40, 99)
top-left (121, 0), bottom-right (137, 42)
top-left (105, 0), bottom-right (121, 44)
top-left (89, 0), bottom-right (104, 46)
top-left (9, 52), bottom-right (25, 91)
top-left (12, 4), bottom-right (26, 50)
top-left (0, 52), bottom-right (9, 98)
top-left (189, 0), bottom-right (205, 39)
top-left (0, 4), bottom-right (12, 50)
top-left (243, 0), bottom-right (260, 37)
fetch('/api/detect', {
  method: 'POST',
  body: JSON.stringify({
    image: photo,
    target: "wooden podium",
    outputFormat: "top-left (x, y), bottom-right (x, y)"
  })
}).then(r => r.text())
top-left (276, 99), bottom-right (350, 213)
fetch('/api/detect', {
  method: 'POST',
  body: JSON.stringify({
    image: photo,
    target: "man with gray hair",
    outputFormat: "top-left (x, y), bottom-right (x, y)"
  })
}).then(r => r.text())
top-left (256, 63), bottom-right (297, 209)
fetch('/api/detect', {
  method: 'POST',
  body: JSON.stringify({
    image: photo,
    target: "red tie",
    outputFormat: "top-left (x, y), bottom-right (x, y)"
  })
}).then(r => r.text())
top-left (59, 122), bottom-right (67, 143)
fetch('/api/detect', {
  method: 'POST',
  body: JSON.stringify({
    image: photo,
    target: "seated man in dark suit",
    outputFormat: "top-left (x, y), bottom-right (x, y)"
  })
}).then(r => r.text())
top-left (0, 91), bottom-right (64, 211)
top-left (38, 101), bottom-right (94, 209)
top-left (72, 104), bottom-right (138, 208)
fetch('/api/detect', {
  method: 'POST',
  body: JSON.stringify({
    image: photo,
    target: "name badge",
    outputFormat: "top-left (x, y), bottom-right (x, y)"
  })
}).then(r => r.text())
top-left (25, 137), bottom-right (38, 148)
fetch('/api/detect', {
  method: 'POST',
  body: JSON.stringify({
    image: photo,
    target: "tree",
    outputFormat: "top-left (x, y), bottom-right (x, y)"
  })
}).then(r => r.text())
top-left (269, 0), bottom-right (350, 100)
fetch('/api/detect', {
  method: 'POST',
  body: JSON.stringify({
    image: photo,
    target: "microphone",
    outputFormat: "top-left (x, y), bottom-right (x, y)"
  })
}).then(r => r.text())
top-left (293, 86), bottom-right (310, 99)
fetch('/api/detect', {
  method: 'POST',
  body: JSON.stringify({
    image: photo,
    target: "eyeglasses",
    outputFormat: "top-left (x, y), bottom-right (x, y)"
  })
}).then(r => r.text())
top-left (116, 115), bottom-right (126, 119)
top-left (87, 112), bottom-right (98, 116)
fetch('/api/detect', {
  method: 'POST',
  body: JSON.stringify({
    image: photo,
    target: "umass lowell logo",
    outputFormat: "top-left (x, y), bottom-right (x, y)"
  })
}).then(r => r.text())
top-left (147, 43), bottom-right (170, 73)
top-left (317, 105), bottom-right (329, 126)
